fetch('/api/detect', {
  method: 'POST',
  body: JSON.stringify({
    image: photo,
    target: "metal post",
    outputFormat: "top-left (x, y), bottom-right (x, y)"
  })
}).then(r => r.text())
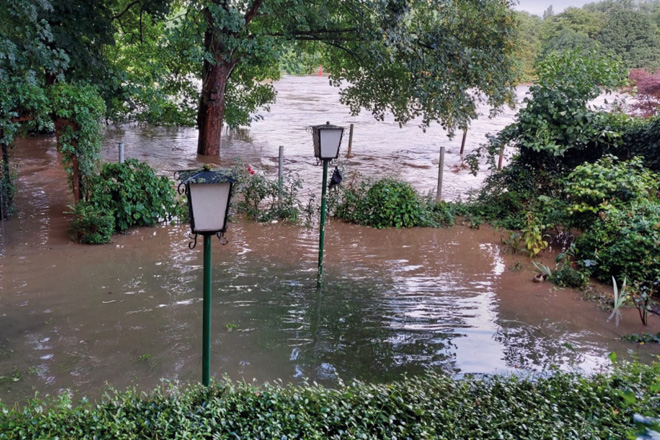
top-left (318, 159), bottom-right (329, 285)
top-left (436, 147), bottom-right (445, 201)
top-left (346, 124), bottom-right (354, 158)
top-left (202, 233), bottom-right (212, 386)
top-left (119, 142), bottom-right (125, 164)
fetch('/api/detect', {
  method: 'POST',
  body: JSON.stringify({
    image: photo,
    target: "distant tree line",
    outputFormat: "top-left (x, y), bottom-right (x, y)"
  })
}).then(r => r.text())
top-left (514, 0), bottom-right (660, 81)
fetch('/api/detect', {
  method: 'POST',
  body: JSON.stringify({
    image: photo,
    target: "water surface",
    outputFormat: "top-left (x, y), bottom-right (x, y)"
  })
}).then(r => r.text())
top-left (0, 77), bottom-right (656, 406)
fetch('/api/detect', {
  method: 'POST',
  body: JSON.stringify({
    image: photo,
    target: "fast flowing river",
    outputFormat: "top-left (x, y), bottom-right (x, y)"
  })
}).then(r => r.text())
top-left (0, 76), bottom-right (656, 406)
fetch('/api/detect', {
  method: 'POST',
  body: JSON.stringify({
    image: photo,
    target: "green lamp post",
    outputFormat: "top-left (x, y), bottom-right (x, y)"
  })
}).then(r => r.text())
top-left (311, 122), bottom-right (345, 285)
top-left (178, 166), bottom-right (235, 386)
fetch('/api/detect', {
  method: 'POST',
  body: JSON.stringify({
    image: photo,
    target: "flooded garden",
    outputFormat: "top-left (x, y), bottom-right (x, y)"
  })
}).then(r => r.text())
top-left (1, 76), bottom-right (658, 407)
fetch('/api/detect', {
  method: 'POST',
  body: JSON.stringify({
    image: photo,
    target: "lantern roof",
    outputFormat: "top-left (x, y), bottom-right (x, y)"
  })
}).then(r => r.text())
top-left (176, 166), bottom-right (236, 190)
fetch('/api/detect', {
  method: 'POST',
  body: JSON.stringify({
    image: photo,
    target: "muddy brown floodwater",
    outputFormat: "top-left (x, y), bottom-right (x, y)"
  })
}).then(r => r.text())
top-left (1, 76), bottom-right (657, 406)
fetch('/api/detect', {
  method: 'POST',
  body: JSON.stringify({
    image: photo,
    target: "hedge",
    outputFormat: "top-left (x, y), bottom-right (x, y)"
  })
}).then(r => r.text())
top-left (1, 362), bottom-right (659, 439)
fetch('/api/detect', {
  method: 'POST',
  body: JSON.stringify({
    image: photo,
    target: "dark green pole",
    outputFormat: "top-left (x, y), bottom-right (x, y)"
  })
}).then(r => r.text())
top-left (318, 159), bottom-right (329, 286)
top-left (202, 233), bottom-right (212, 386)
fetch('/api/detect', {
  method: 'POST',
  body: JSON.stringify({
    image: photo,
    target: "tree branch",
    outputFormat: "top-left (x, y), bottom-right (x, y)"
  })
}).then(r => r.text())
top-left (244, 0), bottom-right (264, 25)
top-left (112, 0), bottom-right (141, 21)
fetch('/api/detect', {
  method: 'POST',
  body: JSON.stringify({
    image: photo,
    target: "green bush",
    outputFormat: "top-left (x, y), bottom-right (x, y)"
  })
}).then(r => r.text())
top-left (86, 159), bottom-right (183, 233)
top-left (68, 202), bottom-right (115, 244)
top-left (233, 164), bottom-right (302, 223)
top-left (453, 161), bottom-right (559, 230)
top-left (623, 116), bottom-right (660, 172)
top-left (577, 200), bottom-right (660, 293)
top-left (1, 363), bottom-right (660, 439)
top-left (333, 178), bottom-right (453, 228)
top-left (563, 155), bottom-right (659, 230)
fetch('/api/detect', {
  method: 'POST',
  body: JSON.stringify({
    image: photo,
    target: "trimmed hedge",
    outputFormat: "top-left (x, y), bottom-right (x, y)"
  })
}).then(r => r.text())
top-left (2, 363), bottom-right (659, 439)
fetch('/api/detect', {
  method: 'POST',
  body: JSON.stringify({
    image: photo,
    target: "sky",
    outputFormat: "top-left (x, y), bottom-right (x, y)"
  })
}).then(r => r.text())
top-left (514, 0), bottom-right (592, 16)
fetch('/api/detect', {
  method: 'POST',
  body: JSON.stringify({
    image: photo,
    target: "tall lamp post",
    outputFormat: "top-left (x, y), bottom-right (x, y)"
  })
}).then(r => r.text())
top-left (178, 165), bottom-right (235, 386)
top-left (311, 122), bottom-right (344, 285)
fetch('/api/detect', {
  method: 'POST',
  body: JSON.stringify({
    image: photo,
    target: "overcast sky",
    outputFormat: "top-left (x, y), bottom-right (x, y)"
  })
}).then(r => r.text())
top-left (514, 0), bottom-right (592, 16)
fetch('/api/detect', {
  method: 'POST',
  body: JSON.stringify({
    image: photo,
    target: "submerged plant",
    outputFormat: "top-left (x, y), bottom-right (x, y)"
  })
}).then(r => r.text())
top-left (232, 163), bottom-right (302, 223)
top-left (608, 277), bottom-right (629, 327)
top-left (533, 261), bottom-right (553, 278)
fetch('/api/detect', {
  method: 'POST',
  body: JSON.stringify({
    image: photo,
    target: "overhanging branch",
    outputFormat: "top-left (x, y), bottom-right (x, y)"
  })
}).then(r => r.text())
top-left (112, 0), bottom-right (141, 21)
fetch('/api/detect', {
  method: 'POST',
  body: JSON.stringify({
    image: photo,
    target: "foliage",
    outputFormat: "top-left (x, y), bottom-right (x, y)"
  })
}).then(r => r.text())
top-left (598, 10), bottom-right (660, 70)
top-left (629, 68), bottom-right (660, 118)
top-left (623, 115), bottom-right (660, 172)
top-left (532, 261), bottom-right (552, 277)
top-left (576, 199), bottom-right (660, 295)
top-left (68, 202), bottom-right (115, 245)
top-left (539, 7), bottom-right (606, 57)
top-left (520, 214), bottom-right (549, 257)
top-left (468, 49), bottom-right (628, 179)
top-left (622, 332), bottom-right (660, 343)
top-left (85, 159), bottom-right (183, 233)
top-left (50, 82), bottom-right (106, 196)
top-left (549, 246), bottom-right (591, 290)
top-left (232, 164), bottom-right (302, 223)
top-left (0, 143), bottom-right (15, 220)
top-left (455, 160), bottom-right (551, 230)
top-left (512, 12), bottom-right (542, 82)
top-left (608, 277), bottom-right (629, 326)
top-left (188, 0), bottom-right (519, 154)
top-left (0, 0), bottom-right (65, 217)
top-left (333, 178), bottom-right (453, 229)
top-left (103, 8), bottom-right (199, 126)
top-left (3, 363), bottom-right (660, 439)
top-left (324, 0), bottom-right (518, 135)
top-left (499, 213), bottom-right (551, 258)
top-left (562, 155), bottom-right (659, 230)
top-left (279, 45), bottom-right (323, 76)
top-left (508, 49), bottom-right (625, 163)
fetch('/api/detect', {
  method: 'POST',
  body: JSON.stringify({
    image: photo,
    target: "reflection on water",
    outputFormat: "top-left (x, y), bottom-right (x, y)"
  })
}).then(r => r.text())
top-left (0, 77), bottom-right (657, 406)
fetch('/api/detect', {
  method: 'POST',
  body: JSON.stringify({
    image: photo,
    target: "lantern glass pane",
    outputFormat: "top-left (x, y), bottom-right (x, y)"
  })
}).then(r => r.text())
top-left (319, 128), bottom-right (342, 159)
top-left (189, 182), bottom-right (231, 233)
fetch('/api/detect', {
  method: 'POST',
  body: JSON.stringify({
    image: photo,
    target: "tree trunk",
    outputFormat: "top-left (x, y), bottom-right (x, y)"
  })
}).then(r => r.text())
top-left (196, 9), bottom-right (236, 157)
top-left (196, 61), bottom-right (233, 156)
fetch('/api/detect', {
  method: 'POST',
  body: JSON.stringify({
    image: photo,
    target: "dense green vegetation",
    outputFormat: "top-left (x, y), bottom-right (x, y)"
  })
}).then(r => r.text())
top-left (332, 178), bottom-right (454, 229)
top-left (69, 159), bottom-right (184, 244)
top-left (1, 360), bottom-right (660, 439)
top-left (462, 47), bottom-right (660, 309)
top-left (515, 0), bottom-right (660, 81)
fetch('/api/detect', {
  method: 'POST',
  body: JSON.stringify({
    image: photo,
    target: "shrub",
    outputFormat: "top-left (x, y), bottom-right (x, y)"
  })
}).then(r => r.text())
top-left (577, 200), bottom-right (660, 294)
top-left (1, 363), bottom-right (660, 439)
top-left (333, 178), bottom-right (453, 228)
top-left (68, 202), bottom-right (115, 244)
top-left (232, 164), bottom-right (302, 223)
top-left (454, 161), bottom-right (557, 230)
top-left (623, 116), bottom-right (660, 173)
top-left (628, 68), bottom-right (660, 118)
top-left (86, 159), bottom-right (183, 233)
top-left (563, 155), bottom-right (659, 230)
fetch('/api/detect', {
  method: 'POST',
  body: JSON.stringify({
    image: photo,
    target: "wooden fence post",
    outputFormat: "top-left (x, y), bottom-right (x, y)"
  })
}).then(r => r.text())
top-left (346, 123), bottom-right (354, 158)
top-left (436, 146), bottom-right (445, 201)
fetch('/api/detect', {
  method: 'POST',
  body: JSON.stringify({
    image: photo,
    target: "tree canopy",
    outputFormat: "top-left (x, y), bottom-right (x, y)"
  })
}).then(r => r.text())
top-left (188, 0), bottom-right (520, 155)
